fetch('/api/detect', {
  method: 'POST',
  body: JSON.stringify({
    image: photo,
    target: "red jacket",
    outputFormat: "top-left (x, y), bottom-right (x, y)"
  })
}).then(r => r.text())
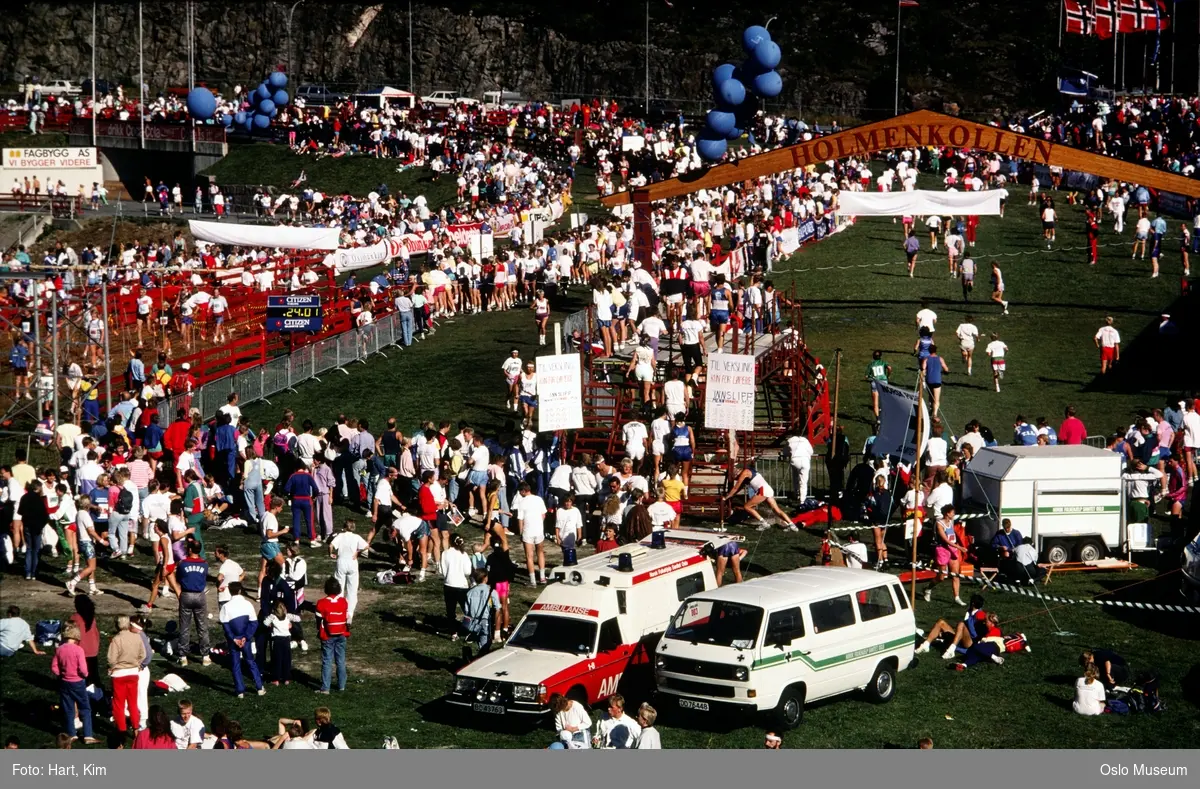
top-left (162, 419), bottom-right (191, 459)
top-left (418, 486), bottom-right (438, 522)
top-left (316, 595), bottom-right (349, 640)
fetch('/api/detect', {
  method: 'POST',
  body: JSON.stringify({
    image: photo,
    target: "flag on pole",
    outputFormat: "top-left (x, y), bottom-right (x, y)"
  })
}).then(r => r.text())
top-left (899, 1), bottom-right (920, 7)
top-left (1094, 0), bottom-right (1117, 39)
top-left (1117, 0), bottom-right (1170, 33)
top-left (1065, 0), bottom-right (1096, 34)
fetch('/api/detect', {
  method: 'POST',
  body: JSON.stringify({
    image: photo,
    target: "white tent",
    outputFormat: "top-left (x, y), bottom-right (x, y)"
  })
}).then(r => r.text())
top-left (838, 190), bottom-right (1002, 217)
top-left (354, 86), bottom-right (416, 110)
top-left (188, 220), bottom-right (341, 250)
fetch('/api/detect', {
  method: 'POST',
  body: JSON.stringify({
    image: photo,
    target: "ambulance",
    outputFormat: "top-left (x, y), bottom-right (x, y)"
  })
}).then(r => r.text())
top-left (656, 567), bottom-right (916, 729)
top-left (446, 530), bottom-right (738, 718)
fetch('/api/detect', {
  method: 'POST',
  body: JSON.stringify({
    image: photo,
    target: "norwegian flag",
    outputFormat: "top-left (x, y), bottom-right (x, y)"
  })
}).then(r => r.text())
top-left (1117, 0), bottom-right (1170, 34)
top-left (1094, 0), bottom-right (1117, 40)
top-left (1064, 0), bottom-right (1095, 34)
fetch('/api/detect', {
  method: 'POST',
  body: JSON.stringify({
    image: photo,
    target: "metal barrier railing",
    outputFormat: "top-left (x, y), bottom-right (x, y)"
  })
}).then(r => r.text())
top-left (154, 312), bottom-right (404, 422)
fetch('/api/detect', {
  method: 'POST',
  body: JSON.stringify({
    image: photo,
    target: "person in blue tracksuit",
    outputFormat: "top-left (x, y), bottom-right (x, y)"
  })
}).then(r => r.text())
top-left (218, 582), bottom-right (264, 698)
top-left (284, 467), bottom-right (319, 543)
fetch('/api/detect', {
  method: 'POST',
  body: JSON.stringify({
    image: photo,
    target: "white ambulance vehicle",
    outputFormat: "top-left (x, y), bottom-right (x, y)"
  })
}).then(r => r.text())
top-left (446, 530), bottom-right (738, 718)
top-left (656, 567), bottom-right (916, 728)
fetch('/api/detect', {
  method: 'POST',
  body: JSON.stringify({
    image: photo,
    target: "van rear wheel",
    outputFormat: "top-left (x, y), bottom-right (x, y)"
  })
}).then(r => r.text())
top-left (865, 663), bottom-right (896, 704)
top-left (773, 685), bottom-right (805, 729)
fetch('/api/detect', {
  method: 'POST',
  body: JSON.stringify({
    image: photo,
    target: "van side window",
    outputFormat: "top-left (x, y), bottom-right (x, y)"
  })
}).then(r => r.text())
top-left (809, 595), bottom-right (856, 634)
top-left (676, 571), bottom-right (705, 601)
top-left (617, 590), bottom-right (627, 615)
top-left (598, 618), bottom-right (623, 653)
top-left (856, 586), bottom-right (897, 622)
top-left (892, 584), bottom-right (910, 610)
top-left (764, 607), bottom-right (805, 645)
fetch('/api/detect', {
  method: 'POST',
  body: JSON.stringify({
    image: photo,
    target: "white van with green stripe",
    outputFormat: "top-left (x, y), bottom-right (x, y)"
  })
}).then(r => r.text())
top-left (655, 567), bottom-right (916, 729)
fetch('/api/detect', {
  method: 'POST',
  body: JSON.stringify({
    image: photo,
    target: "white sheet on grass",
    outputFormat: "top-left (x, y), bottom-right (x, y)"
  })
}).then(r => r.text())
top-left (838, 190), bottom-right (1002, 217)
top-left (188, 220), bottom-right (341, 250)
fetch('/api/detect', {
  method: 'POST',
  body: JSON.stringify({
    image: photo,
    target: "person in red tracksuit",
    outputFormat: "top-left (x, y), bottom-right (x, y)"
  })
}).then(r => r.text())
top-left (1086, 209), bottom-right (1100, 266)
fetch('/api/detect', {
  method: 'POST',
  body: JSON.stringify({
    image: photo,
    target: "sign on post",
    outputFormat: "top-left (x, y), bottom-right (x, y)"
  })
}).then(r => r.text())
top-left (535, 353), bottom-right (583, 433)
top-left (704, 352), bottom-right (756, 432)
top-left (874, 381), bottom-right (931, 463)
top-left (4, 147), bottom-right (97, 169)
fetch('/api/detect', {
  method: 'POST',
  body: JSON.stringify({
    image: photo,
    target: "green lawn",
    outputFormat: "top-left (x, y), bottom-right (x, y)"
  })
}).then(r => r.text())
top-left (1, 176), bottom-right (1196, 750)
top-left (200, 143), bottom-right (459, 204)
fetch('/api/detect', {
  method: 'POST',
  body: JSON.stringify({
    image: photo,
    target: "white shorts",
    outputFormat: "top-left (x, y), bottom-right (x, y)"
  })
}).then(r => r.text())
top-left (664, 294), bottom-right (684, 305)
top-left (752, 482), bottom-right (775, 499)
top-left (522, 531), bottom-right (544, 545)
top-left (651, 439), bottom-right (665, 456)
top-left (960, 341), bottom-right (975, 352)
top-left (635, 363), bottom-right (654, 382)
top-left (626, 446), bottom-right (646, 462)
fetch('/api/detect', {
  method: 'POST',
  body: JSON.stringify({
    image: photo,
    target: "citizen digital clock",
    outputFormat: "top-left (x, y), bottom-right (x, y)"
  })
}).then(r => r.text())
top-left (266, 295), bottom-right (323, 332)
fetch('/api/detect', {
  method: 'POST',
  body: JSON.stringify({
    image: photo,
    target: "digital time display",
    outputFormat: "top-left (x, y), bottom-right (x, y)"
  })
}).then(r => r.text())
top-left (266, 295), bottom-right (323, 332)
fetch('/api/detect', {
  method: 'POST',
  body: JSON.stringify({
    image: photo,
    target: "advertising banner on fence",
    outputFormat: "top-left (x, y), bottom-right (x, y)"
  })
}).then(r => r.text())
top-left (874, 381), bottom-right (931, 464)
top-left (4, 146), bottom-right (96, 169)
top-left (704, 352), bottom-right (756, 432)
top-left (535, 353), bottom-right (584, 432)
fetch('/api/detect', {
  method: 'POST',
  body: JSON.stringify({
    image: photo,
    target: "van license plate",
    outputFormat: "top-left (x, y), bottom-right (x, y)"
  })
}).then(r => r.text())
top-left (473, 703), bottom-right (506, 715)
top-left (678, 699), bottom-right (709, 711)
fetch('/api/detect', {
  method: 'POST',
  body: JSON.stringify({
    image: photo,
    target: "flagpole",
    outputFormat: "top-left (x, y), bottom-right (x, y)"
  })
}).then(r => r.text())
top-left (645, 0), bottom-right (650, 114)
top-left (1058, 0), bottom-right (1063, 48)
top-left (894, 1), bottom-right (902, 116)
top-left (1170, 0), bottom-right (1176, 93)
top-left (91, 1), bottom-right (96, 145)
top-left (138, 0), bottom-right (144, 149)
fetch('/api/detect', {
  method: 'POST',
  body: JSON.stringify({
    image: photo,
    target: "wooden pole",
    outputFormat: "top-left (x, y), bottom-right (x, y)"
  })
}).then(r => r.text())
top-left (909, 370), bottom-right (925, 609)
top-left (830, 348), bottom-right (842, 438)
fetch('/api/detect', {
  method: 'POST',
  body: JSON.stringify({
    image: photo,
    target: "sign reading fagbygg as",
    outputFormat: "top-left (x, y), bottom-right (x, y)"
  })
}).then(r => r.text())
top-left (4, 147), bottom-right (97, 169)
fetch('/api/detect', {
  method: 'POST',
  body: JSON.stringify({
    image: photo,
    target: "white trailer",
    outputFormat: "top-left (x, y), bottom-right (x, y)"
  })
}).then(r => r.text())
top-left (961, 445), bottom-right (1127, 565)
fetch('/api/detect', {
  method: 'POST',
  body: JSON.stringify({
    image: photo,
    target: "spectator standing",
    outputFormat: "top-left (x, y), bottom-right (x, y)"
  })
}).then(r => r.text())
top-left (107, 615), bottom-right (147, 735)
top-left (1059, 406), bottom-right (1088, 445)
top-left (67, 595), bottom-right (101, 682)
top-left (329, 519), bottom-right (368, 625)
top-left (1094, 317), bottom-right (1120, 375)
top-left (51, 624), bottom-right (98, 744)
top-left (218, 582), bottom-right (265, 698)
top-left (315, 577), bottom-right (350, 694)
top-left (175, 539), bottom-right (211, 667)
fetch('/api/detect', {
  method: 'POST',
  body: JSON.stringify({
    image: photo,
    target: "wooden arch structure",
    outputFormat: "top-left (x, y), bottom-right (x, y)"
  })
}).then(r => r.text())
top-left (600, 109), bottom-right (1200, 265)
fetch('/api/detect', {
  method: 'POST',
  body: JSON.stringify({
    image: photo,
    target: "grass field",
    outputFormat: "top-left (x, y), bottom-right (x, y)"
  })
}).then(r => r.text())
top-left (200, 143), bottom-right (460, 203)
top-left (1, 175), bottom-right (1197, 750)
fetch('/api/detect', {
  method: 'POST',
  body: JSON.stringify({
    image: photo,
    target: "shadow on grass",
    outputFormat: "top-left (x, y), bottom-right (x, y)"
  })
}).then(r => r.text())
top-left (1041, 691), bottom-right (1076, 713)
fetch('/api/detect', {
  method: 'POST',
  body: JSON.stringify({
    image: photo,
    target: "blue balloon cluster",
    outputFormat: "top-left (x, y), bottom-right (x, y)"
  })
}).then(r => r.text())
top-left (186, 88), bottom-right (217, 121)
top-left (219, 70), bottom-right (289, 133)
top-left (700, 24), bottom-right (784, 162)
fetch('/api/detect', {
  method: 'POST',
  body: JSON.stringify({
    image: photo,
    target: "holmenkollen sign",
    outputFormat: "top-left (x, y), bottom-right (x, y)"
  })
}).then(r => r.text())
top-left (3, 146), bottom-right (97, 169)
top-left (787, 121), bottom-right (1054, 168)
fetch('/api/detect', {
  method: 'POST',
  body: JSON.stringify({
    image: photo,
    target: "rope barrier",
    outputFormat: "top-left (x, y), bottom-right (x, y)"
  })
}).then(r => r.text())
top-left (775, 239), bottom-right (1143, 274)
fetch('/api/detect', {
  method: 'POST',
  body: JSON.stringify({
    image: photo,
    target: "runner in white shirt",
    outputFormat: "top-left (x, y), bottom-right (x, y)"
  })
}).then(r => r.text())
top-left (915, 304), bottom-right (937, 334)
top-left (514, 486), bottom-right (548, 585)
top-left (985, 332), bottom-right (1008, 393)
top-left (1093, 317), bottom-right (1121, 375)
top-left (785, 433), bottom-right (814, 502)
top-left (955, 318), bottom-right (980, 376)
top-left (501, 349), bottom-right (523, 412)
top-left (622, 419), bottom-right (649, 462)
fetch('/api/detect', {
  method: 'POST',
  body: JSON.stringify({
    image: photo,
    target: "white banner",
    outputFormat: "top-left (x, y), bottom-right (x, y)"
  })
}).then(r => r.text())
top-left (838, 189), bottom-right (1002, 217)
top-left (4, 146), bottom-right (96, 169)
top-left (704, 352), bottom-right (756, 432)
top-left (874, 381), bottom-right (931, 464)
top-left (189, 220), bottom-right (341, 251)
top-left (536, 353), bottom-right (584, 432)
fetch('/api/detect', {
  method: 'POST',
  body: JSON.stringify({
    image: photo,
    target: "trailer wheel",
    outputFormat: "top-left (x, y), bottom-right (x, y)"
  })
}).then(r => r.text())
top-left (773, 684), bottom-right (806, 729)
top-left (1075, 539), bottom-right (1106, 563)
top-left (1044, 539), bottom-right (1071, 565)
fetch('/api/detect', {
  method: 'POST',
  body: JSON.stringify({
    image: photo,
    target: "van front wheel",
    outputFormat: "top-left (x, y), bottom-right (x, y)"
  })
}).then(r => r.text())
top-left (773, 685), bottom-right (805, 729)
top-left (865, 663), bottom-right (896, 704)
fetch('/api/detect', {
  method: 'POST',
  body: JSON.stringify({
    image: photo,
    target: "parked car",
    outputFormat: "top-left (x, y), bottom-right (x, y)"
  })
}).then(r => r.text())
top-left (421, 90), bottom-right (479, 107)
top-left (166, 82), bottom-right (219, 98)
top-left (295, 85), bottom-right (349, 106)
top-left (22, 79), bottom-right (82, 97)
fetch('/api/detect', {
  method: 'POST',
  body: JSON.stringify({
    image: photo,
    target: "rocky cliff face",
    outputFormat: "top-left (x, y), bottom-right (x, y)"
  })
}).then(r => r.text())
top-left (0, 1), bottom-right (1076, 120)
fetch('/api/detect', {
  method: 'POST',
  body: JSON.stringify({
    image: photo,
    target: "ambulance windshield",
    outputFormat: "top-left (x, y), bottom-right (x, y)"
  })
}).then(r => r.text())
top-left (666, 599), bottom-right (764, 649)
top-left (509, 614), bottom-right (598, 655)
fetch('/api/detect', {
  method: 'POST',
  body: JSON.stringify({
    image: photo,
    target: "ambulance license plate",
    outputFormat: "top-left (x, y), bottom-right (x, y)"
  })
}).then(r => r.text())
top-left (679, 698), bottom-right (709, 711)
top-left (473, 703), bottom-right (506, 715)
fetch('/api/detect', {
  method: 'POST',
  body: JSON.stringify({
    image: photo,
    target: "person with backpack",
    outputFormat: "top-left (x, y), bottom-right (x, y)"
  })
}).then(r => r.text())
top-left (461, 567), bottom-right (501, 659)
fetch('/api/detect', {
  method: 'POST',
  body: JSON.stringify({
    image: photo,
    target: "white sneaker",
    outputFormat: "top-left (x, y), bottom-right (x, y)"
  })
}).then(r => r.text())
top-left (942, 646), bottom-right (957, 660)
top-left (66, 579), bottom-right (77, 596)
top-left (290, 641), bottom-right (299, 649)
top-left (202, 655), bottom-right (212, 666)
top-left (257, 688), bottom-right (267, 696)
top-left (915, 642), bottom-right (930, 654)
top-left (923, 588), bottom-right (932, 603)
top-left (300, 640), bottom-right (309, 653)
top-left (417, 570), bottom-right (425, 583)
top-left (179, 657), bottom-right (188, 667)
top-left (954, 597), bottom-right (966, 606)
top-left (51, 547), bottom-right (59, 558)
top-left (990, 654), bottom-right (1005, 665)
